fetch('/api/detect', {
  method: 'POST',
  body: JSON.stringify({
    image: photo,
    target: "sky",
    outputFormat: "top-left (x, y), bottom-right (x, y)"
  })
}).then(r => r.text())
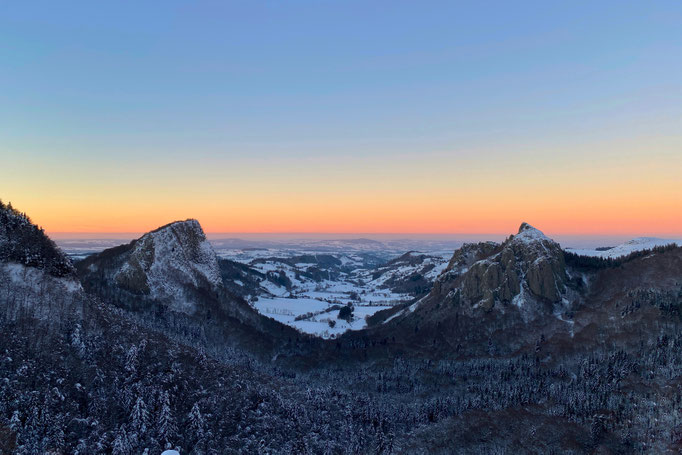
top-left (1, 1), bottom-right (681, 238)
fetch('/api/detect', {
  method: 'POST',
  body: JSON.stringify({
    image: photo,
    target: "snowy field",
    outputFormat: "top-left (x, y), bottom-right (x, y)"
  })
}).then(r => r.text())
top-left (249, 267), bottom-right (413, 338)
top-left (254, 296), bottom-right (387, 338)
top-left (215, 242), bottom-right (441, 337)
top-left (565, 237), bottom-right (681, 259)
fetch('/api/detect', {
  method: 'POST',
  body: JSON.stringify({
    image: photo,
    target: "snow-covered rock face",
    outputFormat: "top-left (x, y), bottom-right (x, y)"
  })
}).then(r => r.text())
top-left (114, 219), bottom-right (222, 311)
top-left (514, 222), bottom-right (551, 243)
top-left (433, 223), bottom-right (567, 313)
top-left (444, 241), bottom-right (500, 276)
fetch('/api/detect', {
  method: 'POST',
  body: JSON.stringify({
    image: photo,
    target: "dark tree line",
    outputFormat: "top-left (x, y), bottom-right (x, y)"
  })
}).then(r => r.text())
top-left (564, 244), bottom-right (679, 270)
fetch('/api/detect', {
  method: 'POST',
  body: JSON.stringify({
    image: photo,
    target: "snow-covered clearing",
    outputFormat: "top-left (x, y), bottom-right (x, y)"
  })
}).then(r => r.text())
top-left (254, 296), bottom-right (387, 338)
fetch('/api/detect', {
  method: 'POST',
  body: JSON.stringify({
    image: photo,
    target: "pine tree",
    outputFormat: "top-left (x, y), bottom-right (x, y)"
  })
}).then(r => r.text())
top-left (9, 410), bottom-right (21, 432)
top-left (188, 402), bottom-right (205, 442)
top-left (131, 396), bottom-right (150, 436)
top-left (125, 346), bottom-right (138, 374)
top-left (112, 425), bottom-right (132, 455)
top-left (71, 324), bottom-right (87, 358)
top-left (157, 391), bottom-right (177, 447)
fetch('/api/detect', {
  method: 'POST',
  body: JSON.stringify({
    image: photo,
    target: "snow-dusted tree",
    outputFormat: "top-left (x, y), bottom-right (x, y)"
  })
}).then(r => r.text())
top-left (70, 323), bottom-right (87, 357)
top-left (157, 391), bottom-right (177, 446)
top-left (131, 396), bottom-right (150, 436)
top-left (188, 402), bottom-right (205, 439)
top-left (112, 425), bottom-right (132, 455)
top-left (188, 401), bottom-right (207, 453)
top-left (9, 410), bottom-right (21, 432)
top-left (125, 345), bottom-right (138, 374)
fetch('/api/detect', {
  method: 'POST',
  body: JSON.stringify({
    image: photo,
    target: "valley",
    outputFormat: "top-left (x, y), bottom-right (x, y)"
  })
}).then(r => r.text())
top-left (4, 200), bottom-right (682, 453)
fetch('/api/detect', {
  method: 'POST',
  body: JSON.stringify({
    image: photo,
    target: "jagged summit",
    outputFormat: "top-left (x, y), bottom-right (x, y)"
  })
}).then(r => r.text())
top-left (517, 222), bottom-right (545, 236)
top-left (518, 222), bottom-right (534, 232)
top-left (512, 222), bottom-right (552, 244)
top-left (79, 218), bottom-right (222, 313)
top-left (421, 223), bottom-right (568, 314)
top-left (149, 218), bottom-right (201, 234)
top-left (118, 218), bottom-right (222, 308)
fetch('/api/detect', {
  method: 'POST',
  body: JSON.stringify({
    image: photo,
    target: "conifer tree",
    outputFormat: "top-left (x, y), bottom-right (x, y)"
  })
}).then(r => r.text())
top-left (131, 397), bottom-right (149, 436)
top-left (157, 391), bottom-right (177, 447)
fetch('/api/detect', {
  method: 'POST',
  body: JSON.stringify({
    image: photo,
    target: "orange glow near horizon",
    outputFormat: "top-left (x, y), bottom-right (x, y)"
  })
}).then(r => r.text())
top-left (3, 137), bottom-right (681, 238)
top-left (2, 2), bottom-right (682, 241)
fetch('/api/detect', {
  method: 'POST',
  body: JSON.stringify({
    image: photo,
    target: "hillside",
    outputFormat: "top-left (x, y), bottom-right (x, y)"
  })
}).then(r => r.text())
top-left (0, 200), bottom-right (74, 277)
top-left (0, 204), bottom-right (400, 454)
top-left (76, 219), bottom-right (312, 358)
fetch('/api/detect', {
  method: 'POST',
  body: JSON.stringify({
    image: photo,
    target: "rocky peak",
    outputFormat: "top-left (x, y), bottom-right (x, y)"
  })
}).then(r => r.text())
top-left (515, 222), bottom-right (548, 240)
top-left (445, 241), bottom-right (500, 275)
top-left (111, 219), bottom-right (223, 311)
top-left (508, 223), bottom-right (554, 250)
top-left (428, 223), bottom-right (568, 314)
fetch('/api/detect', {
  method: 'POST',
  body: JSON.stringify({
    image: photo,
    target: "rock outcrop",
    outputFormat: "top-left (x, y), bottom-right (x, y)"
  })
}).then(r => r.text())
top-left (76, 218), bottom-right (309, 354)
top-left (78, 219), bottom-right (223, 313)
top-left (115, 220), bottom-right (222, 302)
top-left (428, 223), bottom-right (567, 313)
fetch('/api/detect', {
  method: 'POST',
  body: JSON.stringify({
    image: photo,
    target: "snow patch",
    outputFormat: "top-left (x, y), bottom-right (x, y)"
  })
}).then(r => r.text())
top-left (566, 237), bottom-right (681, 259)
top-left (513, 223), bottom-right (551, 244)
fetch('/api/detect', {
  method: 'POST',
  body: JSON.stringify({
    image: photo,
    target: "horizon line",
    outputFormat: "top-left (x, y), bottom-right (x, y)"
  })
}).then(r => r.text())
top-left (47, 230), bottom-right (682, 238)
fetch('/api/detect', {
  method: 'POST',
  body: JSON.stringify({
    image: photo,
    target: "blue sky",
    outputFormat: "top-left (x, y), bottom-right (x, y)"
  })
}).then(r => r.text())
top-left (1, 1), bottom-right (681, 236)
top-left (2, 1), bottom-right (680, 155)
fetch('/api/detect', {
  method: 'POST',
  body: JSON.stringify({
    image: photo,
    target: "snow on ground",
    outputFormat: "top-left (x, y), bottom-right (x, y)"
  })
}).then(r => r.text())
top-left (252, 276), bottom-right (411, 337)
top-left (59, 236), bottom-right (456, 338)
top-left (357, 253), bottom-right (449, 290)
top-left (565, 237), bottom-right (681, 259)
top-left (222, 244), bottom-right (448, 337)
top-left (424, 260), bottom-right (449, 280)
top-left (254, 296), bottom-right (388, 338)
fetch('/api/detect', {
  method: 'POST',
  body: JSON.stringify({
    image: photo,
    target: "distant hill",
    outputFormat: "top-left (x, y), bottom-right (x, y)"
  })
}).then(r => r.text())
top-left (566, 236), bottom-right (681, 259)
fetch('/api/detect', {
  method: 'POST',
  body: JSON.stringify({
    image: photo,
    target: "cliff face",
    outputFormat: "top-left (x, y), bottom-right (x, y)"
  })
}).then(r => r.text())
top-left (78, 219), bottom-right (223, 314)
top-left (427, 223), bottom-right (568, 314)
top-left (76, 219), bottom-right (306, 354)
top-left (113, 220), bottom-right (223, 311)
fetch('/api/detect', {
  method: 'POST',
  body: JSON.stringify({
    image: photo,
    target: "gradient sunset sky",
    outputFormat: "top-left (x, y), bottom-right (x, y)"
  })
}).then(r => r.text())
top-left (1, 1), bottom-right (681, 237)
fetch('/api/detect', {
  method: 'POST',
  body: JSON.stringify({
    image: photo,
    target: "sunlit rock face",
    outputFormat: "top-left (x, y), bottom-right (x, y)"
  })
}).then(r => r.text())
top-left (429, 223), bottom-right (567, 314)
